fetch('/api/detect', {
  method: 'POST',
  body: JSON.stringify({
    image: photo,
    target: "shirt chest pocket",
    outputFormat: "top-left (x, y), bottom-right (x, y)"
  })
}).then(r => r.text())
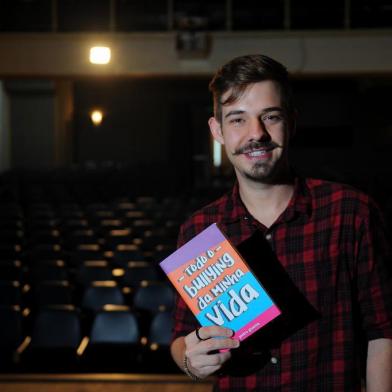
top-left (278, 231), bottom-right (348, 312)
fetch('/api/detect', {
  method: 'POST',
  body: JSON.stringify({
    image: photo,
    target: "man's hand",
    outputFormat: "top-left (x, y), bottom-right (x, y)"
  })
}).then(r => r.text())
top-left (183, 326), bottom-right (240, 379)
top-left (366, 338), bottom-right (392, 392)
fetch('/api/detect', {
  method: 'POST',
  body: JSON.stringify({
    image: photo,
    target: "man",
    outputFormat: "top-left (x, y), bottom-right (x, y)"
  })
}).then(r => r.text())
top-left (170, 54), bottom-right (392, 391)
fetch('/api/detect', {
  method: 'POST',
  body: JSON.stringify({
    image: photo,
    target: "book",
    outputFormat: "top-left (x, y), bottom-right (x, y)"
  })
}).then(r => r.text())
top-left (159, 223), bottom-right (281, 341)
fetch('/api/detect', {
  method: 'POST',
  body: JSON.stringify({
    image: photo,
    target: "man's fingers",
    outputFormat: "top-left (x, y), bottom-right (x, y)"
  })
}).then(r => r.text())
top-left (185, 337), bottom-right (239, 358)
top-left (203, 336), bottom-right (239, 352)
top-left (187, 326), bottom-right (235, 344)
top-left (188, 351), bottom-right (232, 371)
top-left (203, 351), bottom-right (232, 367)
top-left (198, 326), bottom-right (235, 339)
top-left (197, 365), bottom-right (221, 378)
top-left (183, 332), bottom-right (237, 379)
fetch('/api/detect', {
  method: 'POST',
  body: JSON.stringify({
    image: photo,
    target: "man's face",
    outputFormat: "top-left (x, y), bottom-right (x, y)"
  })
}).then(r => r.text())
top-left (209, 81), bottom-right (290, 184)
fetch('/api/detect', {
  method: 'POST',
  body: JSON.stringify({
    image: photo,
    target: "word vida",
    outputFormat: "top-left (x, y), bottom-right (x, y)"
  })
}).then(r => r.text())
top-left (205, 283), bottom-right (259, 326)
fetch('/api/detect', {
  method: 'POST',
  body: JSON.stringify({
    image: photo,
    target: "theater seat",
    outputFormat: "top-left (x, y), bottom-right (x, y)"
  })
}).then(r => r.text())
top-left (0, 305), bottom-right (26, 370)
top-left (29, 260), bottom-right (68, 282)
top-left (31, 280), bottom-right (74, 307)
top-left (120, 261), bottom-right (159, 288)
top-left (148, 310), bottom-right (173, 347)
top-left (141, 311), bottom-right (178, 373)
top-left (22, 306), bottom-right (82, 371)
top-left (0, 260), bottom-right (24, 281)
top-left (0, 281), bottom-right (24, 306)
top-left (133, 281), bottom-right (175, 313)
top-left (112, 244), bottom-right (144, 266)
top-left (76, 261), bottom-right (114, 286)
top-left (81, 309), bottom-right (141, 372)
top-left (0, 244), bottom-right (23, 261)
top-left (81, 282), bottom-right (125, 313)
top-left (133, 281), bottom-right (175, 331)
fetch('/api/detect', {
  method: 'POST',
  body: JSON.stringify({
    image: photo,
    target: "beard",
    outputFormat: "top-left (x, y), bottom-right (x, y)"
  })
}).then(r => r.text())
top-left (243, 161), bottom-right (276, 183)
top-left (235, 153), bottom-right (290, 185)
top-left (232, 140), bottom-right (290, 184)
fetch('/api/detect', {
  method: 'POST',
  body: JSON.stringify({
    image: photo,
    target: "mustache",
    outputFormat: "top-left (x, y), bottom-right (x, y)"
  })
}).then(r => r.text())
top-left (232, 141), bottom-right (283, 156)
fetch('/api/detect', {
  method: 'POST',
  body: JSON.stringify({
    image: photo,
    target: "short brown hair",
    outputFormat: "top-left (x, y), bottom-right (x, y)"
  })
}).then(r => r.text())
top-left (209, 54), bottom-right (294, 122)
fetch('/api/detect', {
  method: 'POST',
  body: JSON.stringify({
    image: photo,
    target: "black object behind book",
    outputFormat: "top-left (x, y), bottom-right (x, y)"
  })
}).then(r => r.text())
top-left (222, 230), bottom-right (320, 376)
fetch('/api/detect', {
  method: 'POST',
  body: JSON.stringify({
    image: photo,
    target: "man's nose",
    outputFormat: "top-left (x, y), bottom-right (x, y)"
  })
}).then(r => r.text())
top-left (248, 118), bottom-right (270, 141)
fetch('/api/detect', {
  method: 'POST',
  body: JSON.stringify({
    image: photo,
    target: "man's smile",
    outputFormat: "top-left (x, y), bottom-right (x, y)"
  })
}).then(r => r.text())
top-left (243, 147), bottom-right (274, 160)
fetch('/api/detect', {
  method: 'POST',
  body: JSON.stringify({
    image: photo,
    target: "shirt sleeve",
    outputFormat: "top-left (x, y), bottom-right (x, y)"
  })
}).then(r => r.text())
top-left (356, 198), bottom-right (392, 341)
top-left (171, 223), bottom-right (199, 342)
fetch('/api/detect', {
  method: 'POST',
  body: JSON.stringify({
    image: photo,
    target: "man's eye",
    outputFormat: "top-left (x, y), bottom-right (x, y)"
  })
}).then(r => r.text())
top-left (230, 118), bottom-right (244, 124)
top-left (262, 114), bottom-right (283, 123)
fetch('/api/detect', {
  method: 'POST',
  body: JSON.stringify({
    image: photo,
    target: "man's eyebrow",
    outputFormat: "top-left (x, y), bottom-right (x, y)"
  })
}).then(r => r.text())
top-left (260, 107), bottom-right (284, 115)
top-left (224, 110), bottom-right (245, 119)
top-left (224, 107), bottom-right (284, 119)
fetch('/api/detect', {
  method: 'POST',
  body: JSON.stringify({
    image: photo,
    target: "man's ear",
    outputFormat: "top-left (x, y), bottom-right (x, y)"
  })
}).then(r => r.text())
top-left (208, 117), bottom-right (224, 145)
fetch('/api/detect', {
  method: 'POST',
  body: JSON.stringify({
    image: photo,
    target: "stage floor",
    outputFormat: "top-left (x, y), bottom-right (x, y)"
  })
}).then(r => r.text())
top-left (0, 373), bottom-right (214, 392)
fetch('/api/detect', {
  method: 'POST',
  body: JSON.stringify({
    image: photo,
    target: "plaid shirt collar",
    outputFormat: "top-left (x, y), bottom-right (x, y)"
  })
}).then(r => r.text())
top-left (219, 177), bottom-right (313, 226)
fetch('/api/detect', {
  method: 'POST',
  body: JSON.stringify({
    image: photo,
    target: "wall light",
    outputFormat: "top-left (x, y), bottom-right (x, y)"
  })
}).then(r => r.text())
top-left (213, 140), bottom-right (222, 168)
top-left (89, 46), bottom-right (111, 64)
top-left (90, 109), bottom-right (104, 126)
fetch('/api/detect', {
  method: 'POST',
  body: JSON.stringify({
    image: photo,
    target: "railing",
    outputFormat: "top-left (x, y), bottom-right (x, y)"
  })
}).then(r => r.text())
top-left (0, 0), bottom-right (391, 33)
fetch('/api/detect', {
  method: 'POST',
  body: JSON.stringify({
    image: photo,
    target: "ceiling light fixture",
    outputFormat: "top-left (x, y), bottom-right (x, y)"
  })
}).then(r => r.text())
top-left (90, 109), bottom-right (104, 126)
top-left (89, 46), bottom-right (111, 65)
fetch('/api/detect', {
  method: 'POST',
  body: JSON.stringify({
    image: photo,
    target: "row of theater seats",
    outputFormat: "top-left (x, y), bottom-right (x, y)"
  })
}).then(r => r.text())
top-left (0, 196), bottom-right (190, 373)
top-left (0, 198), bottom-right (184, 257)
top-left (0, 277), bottom-right (175, 311)
top-left (1, 305), bottom-right (178, 373)
top-left (0, 273), bottom-right (178, 372)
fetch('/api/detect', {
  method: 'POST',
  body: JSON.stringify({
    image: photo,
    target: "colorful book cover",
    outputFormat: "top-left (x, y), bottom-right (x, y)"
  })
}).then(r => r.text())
top-left (159, 223), bottom-right (281, 341)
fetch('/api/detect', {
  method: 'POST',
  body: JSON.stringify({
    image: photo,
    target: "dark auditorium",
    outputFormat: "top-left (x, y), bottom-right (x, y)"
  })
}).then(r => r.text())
top-left (0, 1), bottom-right (392, 392)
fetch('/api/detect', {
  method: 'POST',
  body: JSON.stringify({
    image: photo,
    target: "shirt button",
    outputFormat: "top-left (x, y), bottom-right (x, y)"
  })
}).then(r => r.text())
top-left (270, 356), bottom-right (278, 364)
top-left (265, 233), bottom-right (272, 241)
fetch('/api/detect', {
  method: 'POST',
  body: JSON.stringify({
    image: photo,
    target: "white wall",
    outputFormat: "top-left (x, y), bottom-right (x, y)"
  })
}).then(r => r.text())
top-left (0, 30), bottom-right (391, 77)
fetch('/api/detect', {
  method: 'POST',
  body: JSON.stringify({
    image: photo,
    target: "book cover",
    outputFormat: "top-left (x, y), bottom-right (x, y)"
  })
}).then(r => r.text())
top-left (159, 223), bottom-right (281, 341)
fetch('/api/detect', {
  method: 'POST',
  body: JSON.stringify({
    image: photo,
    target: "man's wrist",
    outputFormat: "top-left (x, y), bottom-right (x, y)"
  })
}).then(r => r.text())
top-left (183, 354), bottom-right (201, 381)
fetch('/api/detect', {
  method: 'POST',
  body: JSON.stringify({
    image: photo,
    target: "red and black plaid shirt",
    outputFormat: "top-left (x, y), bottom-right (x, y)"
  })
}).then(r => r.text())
top-left (172, 178), bottom-right (392, 391)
